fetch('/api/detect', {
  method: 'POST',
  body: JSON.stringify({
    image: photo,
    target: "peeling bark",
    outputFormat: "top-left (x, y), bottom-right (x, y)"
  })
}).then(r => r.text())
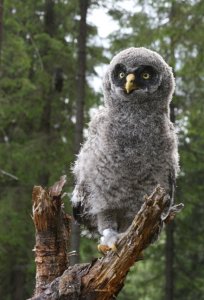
top-left (31, 176), bottom-right (71, 296)
top-left (29, 180), bottom-right (183, 300)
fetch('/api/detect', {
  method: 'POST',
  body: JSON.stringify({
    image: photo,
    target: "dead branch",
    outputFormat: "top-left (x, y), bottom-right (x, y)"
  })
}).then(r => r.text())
top-left (29, 180), bottom-right (183, 300)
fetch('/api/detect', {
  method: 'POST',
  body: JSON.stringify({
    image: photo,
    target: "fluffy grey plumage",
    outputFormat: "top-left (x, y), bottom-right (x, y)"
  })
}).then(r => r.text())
top-left (71, 47), bottom-right (179, 248)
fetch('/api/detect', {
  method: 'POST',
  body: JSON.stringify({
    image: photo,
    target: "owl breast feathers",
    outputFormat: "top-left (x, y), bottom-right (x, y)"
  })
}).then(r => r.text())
top-left (71, 47), bottom-right (179, 249)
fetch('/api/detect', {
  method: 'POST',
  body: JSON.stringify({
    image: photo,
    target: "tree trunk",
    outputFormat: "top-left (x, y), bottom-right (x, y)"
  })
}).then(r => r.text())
top-left (165, 102), bottom-right (176, 300)
top-left (165, 222), bottom-right (175, 300)
top-left (29, 181), bottom-right (183, 300)
top-left (70, 0), bottom-right (89, 265)
top-left (44, 0), bottom-right (55, 37)
top-left (39, 0), bottom-right (56, 186)
top-left (0, 0), bottom-right (3, 67)
top-left (12, 266), bottom-right (25, 300)
top-left (165, 1), bottom-right (177, 299)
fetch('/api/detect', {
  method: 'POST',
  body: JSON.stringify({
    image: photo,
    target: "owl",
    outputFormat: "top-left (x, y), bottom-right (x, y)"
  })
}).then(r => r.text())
top-left (71, 47), bottom-right (179, 251)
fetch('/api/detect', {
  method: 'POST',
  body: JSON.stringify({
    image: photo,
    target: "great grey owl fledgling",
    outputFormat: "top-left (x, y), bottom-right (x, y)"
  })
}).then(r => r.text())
top-left (71, 47), bottom-right (179, 250)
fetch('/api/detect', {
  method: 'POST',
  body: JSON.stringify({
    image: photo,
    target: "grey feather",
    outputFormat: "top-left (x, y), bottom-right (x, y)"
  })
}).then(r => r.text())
top-left (71, 47), bottom-right (179, 246)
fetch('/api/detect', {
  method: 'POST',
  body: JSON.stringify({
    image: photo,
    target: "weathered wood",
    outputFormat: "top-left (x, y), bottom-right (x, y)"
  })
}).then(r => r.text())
top-left (32, 175), bottom-right (71, 296)
top-left (29, 183), bottom-right (183, 300)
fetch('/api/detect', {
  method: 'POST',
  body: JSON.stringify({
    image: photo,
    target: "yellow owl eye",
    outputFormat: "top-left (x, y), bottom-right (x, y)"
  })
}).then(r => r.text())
top-left (142, 72), bottom-right (151, 80)
top-left (119, 72), bottom-right (125, 79)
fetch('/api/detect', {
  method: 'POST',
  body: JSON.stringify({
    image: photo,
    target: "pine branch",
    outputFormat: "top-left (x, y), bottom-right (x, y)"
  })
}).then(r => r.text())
top-left (0, 168), bottom-right (19, 180)
top-left (29, 179), bottom-right (183, 300)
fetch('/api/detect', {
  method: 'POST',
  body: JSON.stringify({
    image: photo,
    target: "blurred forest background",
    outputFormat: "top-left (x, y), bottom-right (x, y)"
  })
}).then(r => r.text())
top-left (0, 0), bottom-right (204, 299)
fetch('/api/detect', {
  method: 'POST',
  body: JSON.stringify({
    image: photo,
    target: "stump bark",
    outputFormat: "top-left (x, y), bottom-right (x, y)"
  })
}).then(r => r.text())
top-left (31, 176), bottom-right (71, 296)
top-left (29, 177), bottom-right (183, 300)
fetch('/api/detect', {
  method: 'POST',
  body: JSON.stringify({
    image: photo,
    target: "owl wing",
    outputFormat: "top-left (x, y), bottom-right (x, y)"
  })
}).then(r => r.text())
top-left (168, 121), bottom-right (179, 206)
top-left (159, 169), bottom-right (176, 224)
top-left (71, 108), bottom-right (107, 230)
top-left (72, 182), bottom-right (90, 224)
top-left (150, 170), bottom-right (176, 244)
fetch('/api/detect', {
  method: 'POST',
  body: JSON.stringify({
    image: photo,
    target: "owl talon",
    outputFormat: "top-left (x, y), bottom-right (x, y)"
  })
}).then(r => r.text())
top-left (98, 243), bottom-right (117, 254)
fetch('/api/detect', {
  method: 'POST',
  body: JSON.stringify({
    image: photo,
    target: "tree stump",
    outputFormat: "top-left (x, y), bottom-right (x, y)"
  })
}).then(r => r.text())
top-left (31, 175), bottom-right (71, 296)
top-left (29, 177), bottom-right (183, 300)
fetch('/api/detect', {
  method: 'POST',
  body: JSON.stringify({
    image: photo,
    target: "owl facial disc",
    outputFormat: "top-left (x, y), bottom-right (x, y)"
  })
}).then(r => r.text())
top-left (111, 62), bottom-right (162, 97)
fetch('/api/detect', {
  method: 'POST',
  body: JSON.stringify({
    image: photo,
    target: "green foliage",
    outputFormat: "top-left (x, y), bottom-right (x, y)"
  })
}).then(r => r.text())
top-left (0, 1), bottom-right (103, 298)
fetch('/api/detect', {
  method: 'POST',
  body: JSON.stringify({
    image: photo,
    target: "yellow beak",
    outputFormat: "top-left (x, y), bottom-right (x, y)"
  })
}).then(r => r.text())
top-left (125, 73), bottom-right (137, 94)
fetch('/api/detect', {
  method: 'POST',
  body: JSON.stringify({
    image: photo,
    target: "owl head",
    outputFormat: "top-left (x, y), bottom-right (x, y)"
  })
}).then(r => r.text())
top-left (103, 47), bottom-right (175, 110)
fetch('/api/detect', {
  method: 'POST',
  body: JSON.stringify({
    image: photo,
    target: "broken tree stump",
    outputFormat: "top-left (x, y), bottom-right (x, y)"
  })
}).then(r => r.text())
top-left (29, 179), bottom-right (183, 300)
top-left (31, 175), bottom-right (71, 296)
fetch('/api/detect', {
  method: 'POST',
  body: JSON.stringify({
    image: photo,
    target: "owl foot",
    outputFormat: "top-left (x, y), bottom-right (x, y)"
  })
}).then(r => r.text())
top-left (97, 243), bottom-right (117, 254)
top-left (98, 229), bottom-right (118, 254)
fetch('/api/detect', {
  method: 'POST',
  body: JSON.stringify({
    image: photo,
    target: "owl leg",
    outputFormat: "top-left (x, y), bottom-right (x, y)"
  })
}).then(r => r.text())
top-left (97, 210), bottom-right (118, 253)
